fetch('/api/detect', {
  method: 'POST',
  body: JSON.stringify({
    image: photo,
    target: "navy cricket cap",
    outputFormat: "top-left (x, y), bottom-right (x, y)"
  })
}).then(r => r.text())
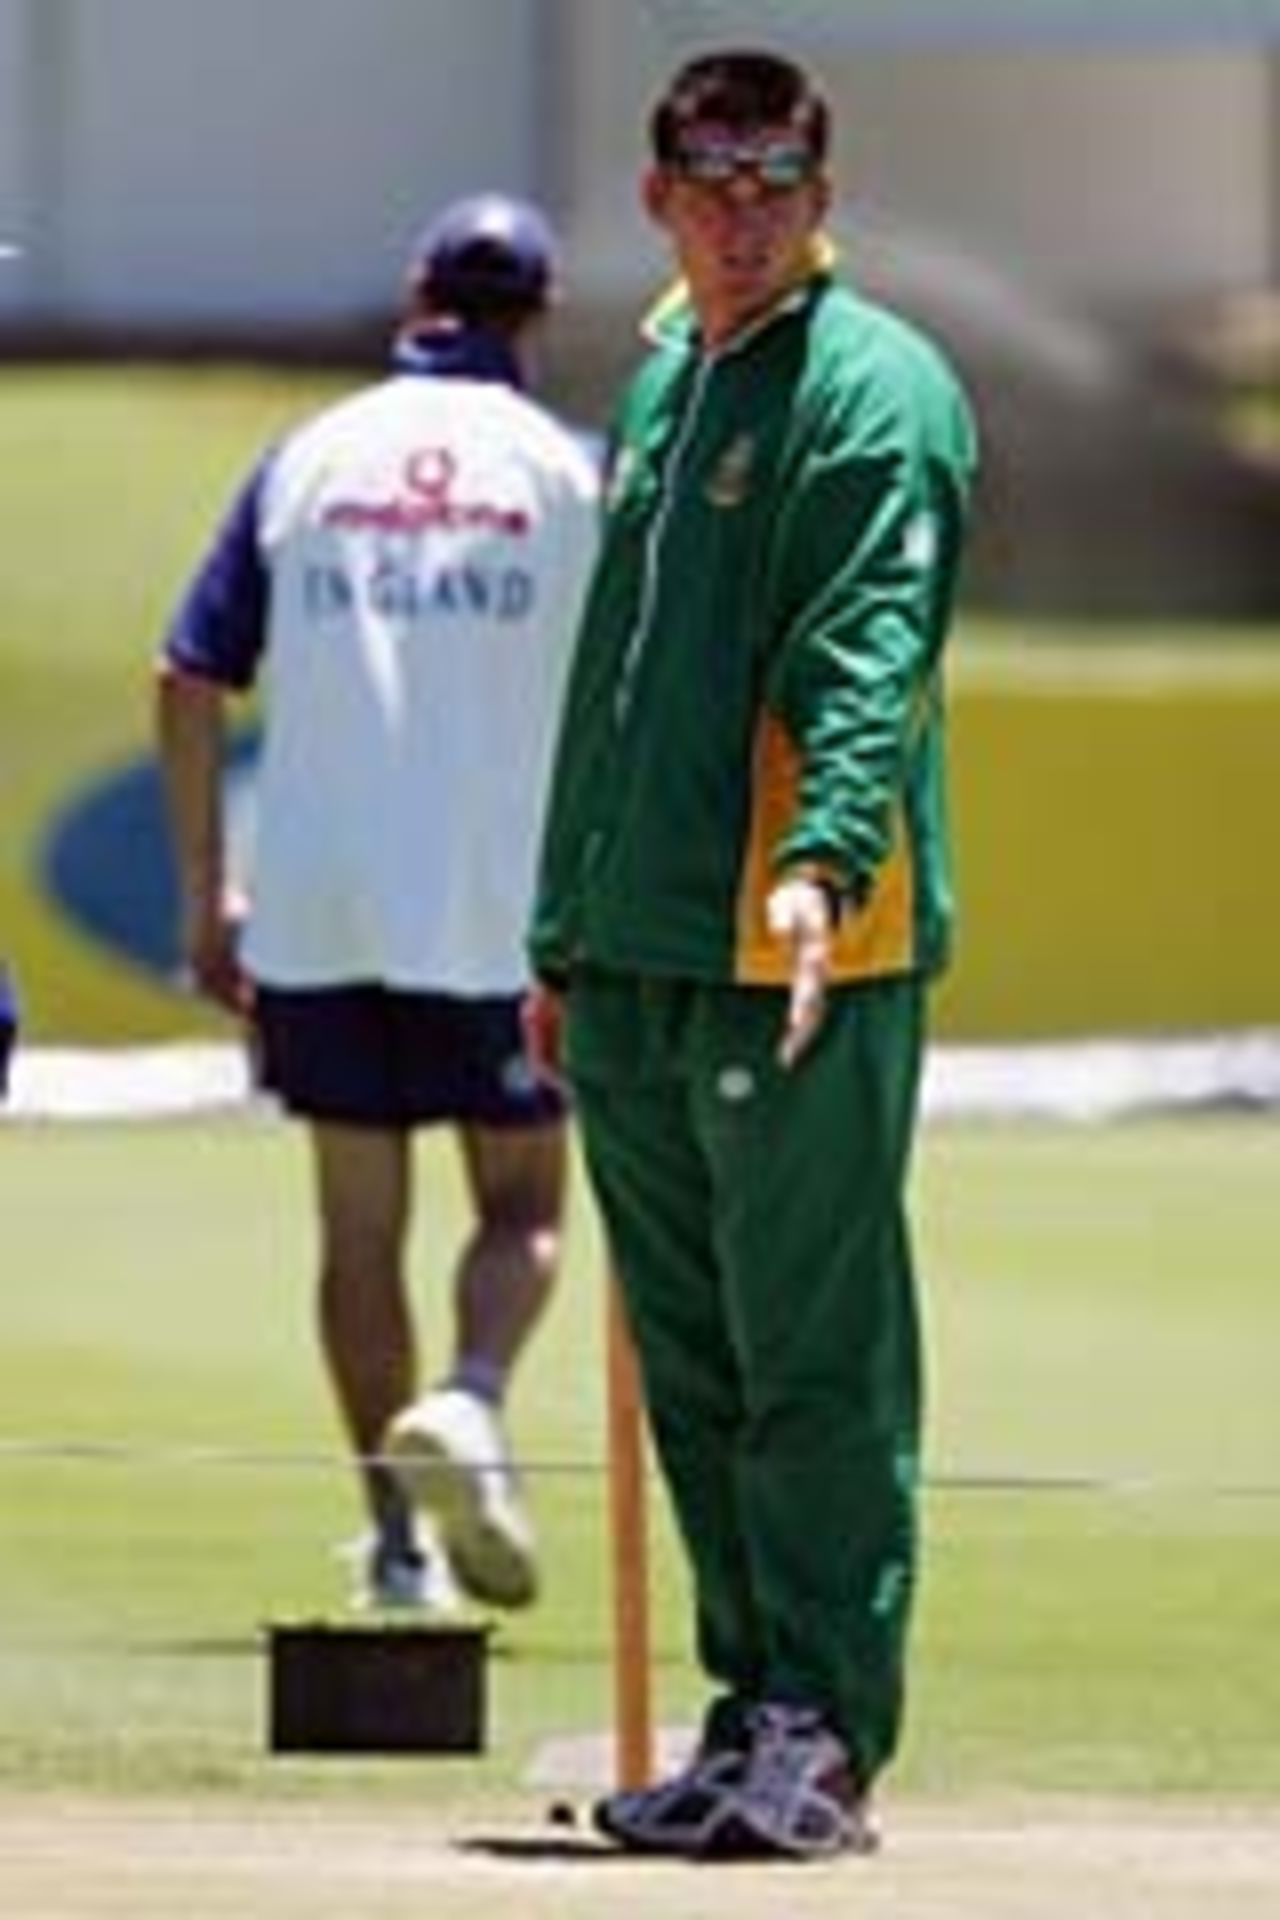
top-left (412, 193), bottom-right (557, 313)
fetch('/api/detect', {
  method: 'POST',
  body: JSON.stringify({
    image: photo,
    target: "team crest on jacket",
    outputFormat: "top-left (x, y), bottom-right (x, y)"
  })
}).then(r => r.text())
top-left (704, 433), bottom-right (755, 508)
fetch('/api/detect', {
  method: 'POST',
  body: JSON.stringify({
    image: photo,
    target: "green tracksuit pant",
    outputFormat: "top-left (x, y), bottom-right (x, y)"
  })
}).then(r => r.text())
top-left (565, 968), bottom-right (927, 1782)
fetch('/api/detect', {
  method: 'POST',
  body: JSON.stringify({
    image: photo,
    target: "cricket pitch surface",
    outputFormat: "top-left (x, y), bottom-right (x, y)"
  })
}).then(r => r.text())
top-left (3, 1791), bottom-right (1277, 1920)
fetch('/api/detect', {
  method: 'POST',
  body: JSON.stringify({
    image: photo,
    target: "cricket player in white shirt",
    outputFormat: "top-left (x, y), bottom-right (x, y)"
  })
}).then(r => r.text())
top-left (156, 194), bottom-right (598, 1612)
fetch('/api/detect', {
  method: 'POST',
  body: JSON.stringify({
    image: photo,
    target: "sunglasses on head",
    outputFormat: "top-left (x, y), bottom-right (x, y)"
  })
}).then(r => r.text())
top-left (668, 136), bottom-right (817, 190)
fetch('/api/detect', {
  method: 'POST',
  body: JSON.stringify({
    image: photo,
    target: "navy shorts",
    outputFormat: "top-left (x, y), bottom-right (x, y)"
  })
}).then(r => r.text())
top-left (253, 984), bottom-right (566, 1130)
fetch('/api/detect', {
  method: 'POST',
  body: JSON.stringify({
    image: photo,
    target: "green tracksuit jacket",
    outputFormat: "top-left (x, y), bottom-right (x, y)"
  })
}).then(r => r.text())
top-left (529, 272), bottom-right (977, 990)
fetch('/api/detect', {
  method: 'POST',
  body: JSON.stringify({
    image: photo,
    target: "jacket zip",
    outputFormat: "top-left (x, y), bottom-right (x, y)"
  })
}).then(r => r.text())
top-left (612, 351), bottom-right (715, 727)
top-left (609, 290), bottom-right (812, 731)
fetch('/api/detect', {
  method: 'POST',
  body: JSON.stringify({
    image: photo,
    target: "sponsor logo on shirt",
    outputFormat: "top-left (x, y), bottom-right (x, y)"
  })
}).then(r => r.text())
top-left (302, 558), bottom-right (535, 623)
top-left (322, 446), bottom-right (532, 538)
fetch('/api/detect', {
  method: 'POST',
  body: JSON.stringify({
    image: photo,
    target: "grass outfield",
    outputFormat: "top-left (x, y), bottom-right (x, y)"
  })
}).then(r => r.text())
top-left (0, 1110), bottom-right (1276, 1805)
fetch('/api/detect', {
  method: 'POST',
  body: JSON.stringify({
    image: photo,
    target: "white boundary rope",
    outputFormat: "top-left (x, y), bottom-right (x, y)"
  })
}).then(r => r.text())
top-left (7, 1029), bottom-right (1280, 1122)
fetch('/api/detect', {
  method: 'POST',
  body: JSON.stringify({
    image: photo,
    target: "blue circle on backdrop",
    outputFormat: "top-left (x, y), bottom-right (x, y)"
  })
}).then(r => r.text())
top-left (39, 730), bottom-right (260, 983)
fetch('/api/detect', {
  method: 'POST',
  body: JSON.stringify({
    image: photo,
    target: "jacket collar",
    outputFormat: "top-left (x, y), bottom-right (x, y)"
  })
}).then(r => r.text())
top-left (641, 234), bottom-right (838, 357)
top-left (391, 323), bottom-right (525, 389)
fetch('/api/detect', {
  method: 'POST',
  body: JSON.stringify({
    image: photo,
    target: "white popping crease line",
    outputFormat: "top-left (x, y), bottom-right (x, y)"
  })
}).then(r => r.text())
top-left (6, 1029), bottom-right (1280, 1123)
top-left (0, 1432), bottom-right (1276, 1500)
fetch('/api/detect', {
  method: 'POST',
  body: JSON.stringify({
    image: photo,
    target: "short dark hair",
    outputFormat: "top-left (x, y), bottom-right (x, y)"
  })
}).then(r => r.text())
top-left (649, 49), bottom-right (830, 167)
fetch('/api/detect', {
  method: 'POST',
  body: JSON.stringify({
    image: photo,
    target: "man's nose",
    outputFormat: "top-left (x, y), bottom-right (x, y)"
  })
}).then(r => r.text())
top-left (721, 169), bottom-right (768, 205)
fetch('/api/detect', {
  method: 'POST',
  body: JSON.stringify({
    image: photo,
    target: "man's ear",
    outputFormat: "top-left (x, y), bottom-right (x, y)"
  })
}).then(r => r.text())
top-left (641, 166), bottom-right (671, 228)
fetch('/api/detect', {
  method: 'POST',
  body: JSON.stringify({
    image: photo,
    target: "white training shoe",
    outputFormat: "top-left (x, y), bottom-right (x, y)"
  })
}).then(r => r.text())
top-left (383, 1387), bottom-right (538, 1609)
top-left (339, 1531), bottom-right (461, 1616)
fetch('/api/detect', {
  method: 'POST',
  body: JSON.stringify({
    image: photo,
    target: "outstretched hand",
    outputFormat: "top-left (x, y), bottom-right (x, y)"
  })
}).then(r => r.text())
top-left (766, 874), bottom-right (835, 1068)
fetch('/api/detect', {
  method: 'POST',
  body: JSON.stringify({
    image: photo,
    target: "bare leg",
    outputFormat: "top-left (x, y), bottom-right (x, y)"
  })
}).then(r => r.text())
top-left (310, 1120), bottom-right (415, 1544)
top-left (450, 1120), bottom-right (567, 1399)
top-left (382, 1120), bottom-right (567, 1607)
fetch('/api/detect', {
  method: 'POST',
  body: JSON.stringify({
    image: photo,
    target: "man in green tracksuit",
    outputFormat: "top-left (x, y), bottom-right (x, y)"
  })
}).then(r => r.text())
top-left (524, 49), bottom-right (977, 1862)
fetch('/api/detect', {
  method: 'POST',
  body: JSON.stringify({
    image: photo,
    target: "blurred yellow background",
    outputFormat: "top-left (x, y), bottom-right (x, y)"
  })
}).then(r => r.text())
top-left (938, 643), bottom-right (1280, 1036)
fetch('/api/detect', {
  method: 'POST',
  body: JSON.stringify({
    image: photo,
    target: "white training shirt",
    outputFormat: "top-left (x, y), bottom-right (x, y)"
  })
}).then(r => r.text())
top-left (171, 359), bottom-right (599, 995)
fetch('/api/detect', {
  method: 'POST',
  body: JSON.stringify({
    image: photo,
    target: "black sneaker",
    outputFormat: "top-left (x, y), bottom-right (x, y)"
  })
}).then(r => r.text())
top-left (701, 1703), bottom-right (879, 1862)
